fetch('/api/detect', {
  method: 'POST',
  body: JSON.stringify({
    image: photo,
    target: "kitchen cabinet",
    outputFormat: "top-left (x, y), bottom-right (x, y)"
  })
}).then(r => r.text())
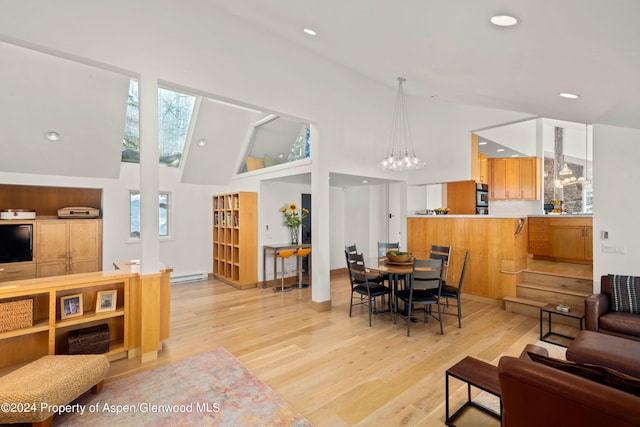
top-left (36, 219), bottom-right (102, 277)
top-left (528, 216), bottom-right (592, 264)
top-left (489, 157), bottom-right (540, 200)
top-left (478, 153), bottom-right (488, 184)
top-left (446, 180), bottom-right (476, 214)
top-left (528, 217), bottom-right (551, 256)
top-left (550, 217), bottom-right (592, 262)
top-left (471, 134), bottom-right (489, 184)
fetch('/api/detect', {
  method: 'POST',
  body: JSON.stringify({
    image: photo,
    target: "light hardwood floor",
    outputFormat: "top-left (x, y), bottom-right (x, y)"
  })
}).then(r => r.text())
top-left (105, 271), bottom-right (556, 426)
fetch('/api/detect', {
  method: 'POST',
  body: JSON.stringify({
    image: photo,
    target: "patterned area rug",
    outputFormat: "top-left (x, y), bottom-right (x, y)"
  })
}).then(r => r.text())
top-left (472, 340), bottom-right (566, 414)
top-left (53, 348), bottom-right (313, 426)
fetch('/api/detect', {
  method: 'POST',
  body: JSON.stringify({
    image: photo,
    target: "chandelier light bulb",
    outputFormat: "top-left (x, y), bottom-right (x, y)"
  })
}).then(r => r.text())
top-left (378, 77), bottom-right (425, 172)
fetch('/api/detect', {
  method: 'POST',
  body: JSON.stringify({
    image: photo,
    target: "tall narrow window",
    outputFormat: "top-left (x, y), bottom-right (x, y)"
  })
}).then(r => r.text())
top-left (130, 191), bottom-right (171, 238)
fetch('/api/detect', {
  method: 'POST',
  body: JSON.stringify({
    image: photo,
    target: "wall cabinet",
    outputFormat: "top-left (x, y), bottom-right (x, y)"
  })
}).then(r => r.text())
top-left (478, 153), bottom-right (488, 184)
top-left (446, 180), bottom-right (476, 214)
top-left (212, 192), bottom-right (257, 289)
top-left (489, 157), bottom-right (540, 200)
top-left (471, 134), bottom-right (488, 184)
top-left (36, 219), bottom-right (102, 278)
top-left (528, 216), bottom-right (592, 263)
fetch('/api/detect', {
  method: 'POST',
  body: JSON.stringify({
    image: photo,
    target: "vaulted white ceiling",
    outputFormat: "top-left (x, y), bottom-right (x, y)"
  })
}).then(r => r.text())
top-left (211, 0), bottom-right (640, 130)
top-left (1, 1), bottom-right (638, 185)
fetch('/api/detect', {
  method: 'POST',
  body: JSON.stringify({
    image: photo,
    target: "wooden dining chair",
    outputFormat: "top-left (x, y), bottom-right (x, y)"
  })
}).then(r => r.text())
top-left (345, 244), bottom-right (384, 285)
top-left (395, 258), bottom-right (444, 336)
top-left (429, 244), bottom-right (452, 281)
top-left (346, 252), bottom-right (392, 326)
top-left (440, 251), bottom-right (469, 328)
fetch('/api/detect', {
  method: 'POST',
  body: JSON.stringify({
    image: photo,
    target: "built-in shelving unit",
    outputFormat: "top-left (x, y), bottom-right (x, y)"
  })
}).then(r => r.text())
top-left (212, 192), bottom-right (257, 289)
top-left (0, 274), bottom-right (130, 369)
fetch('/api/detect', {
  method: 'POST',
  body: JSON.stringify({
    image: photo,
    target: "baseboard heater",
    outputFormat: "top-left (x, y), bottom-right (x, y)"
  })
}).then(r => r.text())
top-left (170, 272), bottom-right (208, 284)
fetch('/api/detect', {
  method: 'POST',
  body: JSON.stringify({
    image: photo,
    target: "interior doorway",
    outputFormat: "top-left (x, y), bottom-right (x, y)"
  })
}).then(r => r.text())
top-left (302, 193), bottom-right (311, 276)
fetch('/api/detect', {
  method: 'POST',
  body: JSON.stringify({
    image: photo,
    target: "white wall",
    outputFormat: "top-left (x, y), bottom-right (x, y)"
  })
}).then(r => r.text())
top-left (592, 125), bottom-right (640, 289)
top-left (330, 186), bottom-right (346, 270)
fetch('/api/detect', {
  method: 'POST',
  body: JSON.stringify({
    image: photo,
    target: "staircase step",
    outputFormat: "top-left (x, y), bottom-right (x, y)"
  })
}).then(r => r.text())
top-left (522, 271), bottom-right (593, 293)
top-left (504, 296), bottom-right (546, 318)
top-left (517, 282), bottom-right (589, 308)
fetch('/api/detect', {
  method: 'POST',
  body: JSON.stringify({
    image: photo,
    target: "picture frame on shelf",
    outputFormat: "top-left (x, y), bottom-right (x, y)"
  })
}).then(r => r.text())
top-left (95, 290), bottom-right (117, 313)
top-left (60, 294), bottom-right (83, 319)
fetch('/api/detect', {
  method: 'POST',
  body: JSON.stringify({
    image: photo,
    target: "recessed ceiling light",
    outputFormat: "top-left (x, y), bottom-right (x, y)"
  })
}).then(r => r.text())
top-left (45, 130), bottom-right (61, 141)
top-left (559, 92), bottom-right (580, 99)
top-left (497, 148), bottom-right (505, 152)
top-left (362, 180), bottom-right (368, 184)
top-left (490, 15), bottom-right (519, 27)
top-left (511, 154), bottom-right (519, 157)
top-left (303, 28), bottom-right (317, 36)
top-left (197, 138), bottom-right (207, 147)
top-left (478, 141), bottom-right (487, 145)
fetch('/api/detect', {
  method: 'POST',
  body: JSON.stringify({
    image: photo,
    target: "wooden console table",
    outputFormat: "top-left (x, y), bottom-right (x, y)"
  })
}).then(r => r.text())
top-left (262, 243), bottom-right (311, 288)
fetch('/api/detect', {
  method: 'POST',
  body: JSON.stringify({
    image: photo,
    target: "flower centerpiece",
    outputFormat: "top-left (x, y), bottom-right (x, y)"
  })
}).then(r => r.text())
top-left (551, 199), bottom-right (563, 213)
top-left (280, 203), bottom-right (309, 244)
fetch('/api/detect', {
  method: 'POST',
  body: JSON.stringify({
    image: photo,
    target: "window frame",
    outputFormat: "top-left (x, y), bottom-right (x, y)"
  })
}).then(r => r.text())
top-left (128, 189), bottom-right (174, 242)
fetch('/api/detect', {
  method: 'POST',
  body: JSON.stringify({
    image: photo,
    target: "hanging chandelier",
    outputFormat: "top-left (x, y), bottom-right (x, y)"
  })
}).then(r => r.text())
top-left (378, 77), bottom-right (425, 171)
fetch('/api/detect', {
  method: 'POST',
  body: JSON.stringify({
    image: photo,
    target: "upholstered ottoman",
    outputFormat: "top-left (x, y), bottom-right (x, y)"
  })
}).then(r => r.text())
top-left (566, 330), bottom-right (640, 378)
top-left (0, 354), bottom-right (110, 427)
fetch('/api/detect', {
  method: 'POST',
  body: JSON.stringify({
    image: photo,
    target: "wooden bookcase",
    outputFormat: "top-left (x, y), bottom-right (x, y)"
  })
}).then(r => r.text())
top-left (212, 192), bottom-right (257, 289)
top-left (0, 273), bottom-right (131, 370)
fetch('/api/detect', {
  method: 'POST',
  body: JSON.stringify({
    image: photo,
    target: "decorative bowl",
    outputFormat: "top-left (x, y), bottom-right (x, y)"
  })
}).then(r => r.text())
top-left (386, 252), bottom-right (413, 263)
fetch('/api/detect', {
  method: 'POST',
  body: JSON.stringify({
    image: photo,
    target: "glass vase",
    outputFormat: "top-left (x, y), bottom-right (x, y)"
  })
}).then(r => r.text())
top-left (290, 226), bottom-right (299, 245)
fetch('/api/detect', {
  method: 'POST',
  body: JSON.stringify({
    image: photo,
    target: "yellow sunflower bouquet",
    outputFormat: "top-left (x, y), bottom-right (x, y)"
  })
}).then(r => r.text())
top-left (280, 203), bottom-right (309, 227)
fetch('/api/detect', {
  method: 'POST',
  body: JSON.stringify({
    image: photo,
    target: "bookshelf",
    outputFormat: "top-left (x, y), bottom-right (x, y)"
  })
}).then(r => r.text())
top-left (212, 192), bottom-right (257, 289)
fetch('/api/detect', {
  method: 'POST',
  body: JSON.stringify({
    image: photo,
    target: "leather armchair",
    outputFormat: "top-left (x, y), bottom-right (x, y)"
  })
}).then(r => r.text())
top-left (585, 275), bottom-right (640, 342)
top-left (499, 350), bottom-right (640, 427)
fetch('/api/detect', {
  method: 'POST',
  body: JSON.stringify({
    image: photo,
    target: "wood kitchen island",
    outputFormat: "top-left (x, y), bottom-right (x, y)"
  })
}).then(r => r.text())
top-left (407, 216), bottom-right (529, 301)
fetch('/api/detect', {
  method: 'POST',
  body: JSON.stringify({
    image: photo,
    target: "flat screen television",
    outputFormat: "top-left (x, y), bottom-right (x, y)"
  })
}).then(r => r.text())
top-left (0, 223), bottom-right (33, 263)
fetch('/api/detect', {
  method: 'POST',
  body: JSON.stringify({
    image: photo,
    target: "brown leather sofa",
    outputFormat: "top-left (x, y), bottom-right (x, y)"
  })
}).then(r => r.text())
top-left (585, 275), bottom-right (640, 342)
top-left (499, 346), bottom-right (640, 427)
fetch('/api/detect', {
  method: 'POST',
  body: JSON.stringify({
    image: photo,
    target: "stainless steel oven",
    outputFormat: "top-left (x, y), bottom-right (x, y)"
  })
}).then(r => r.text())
top-left (476, 183), bottom-right (489, 214)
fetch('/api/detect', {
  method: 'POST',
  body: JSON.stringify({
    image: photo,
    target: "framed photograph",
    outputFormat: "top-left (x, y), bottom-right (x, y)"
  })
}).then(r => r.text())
top-left (95, 290), bottom-right (117, 313)
top-left (60, 294), bottom-right (83, 319)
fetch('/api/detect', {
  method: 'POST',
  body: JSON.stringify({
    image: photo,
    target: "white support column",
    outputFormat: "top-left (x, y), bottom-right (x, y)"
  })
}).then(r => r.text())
top-left (310, 123), bottom-right (331, 309)
top-left (138, 73), bottom-right (160, 274)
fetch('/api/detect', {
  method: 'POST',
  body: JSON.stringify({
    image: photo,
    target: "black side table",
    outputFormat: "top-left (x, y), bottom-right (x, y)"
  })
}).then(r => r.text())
top-left (445, 356), bottom-right (502, 427)
top-left (540, 303), bottom-right (585, 347)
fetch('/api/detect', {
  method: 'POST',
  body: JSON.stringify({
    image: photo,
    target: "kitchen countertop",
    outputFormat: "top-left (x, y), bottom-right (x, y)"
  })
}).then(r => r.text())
top-left (528, 214), bottom-right (593, 218)
top-left (407, 214), bottom-right (527, 218)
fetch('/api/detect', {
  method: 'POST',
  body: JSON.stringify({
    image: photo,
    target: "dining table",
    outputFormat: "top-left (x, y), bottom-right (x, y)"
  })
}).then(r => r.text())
top-left (363, 256), bottom-right (414, 314)
top-left (364, 256), bottom-right (441, 317)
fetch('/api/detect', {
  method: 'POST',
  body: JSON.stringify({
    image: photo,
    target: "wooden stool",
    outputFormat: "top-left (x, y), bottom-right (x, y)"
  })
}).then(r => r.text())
top-left (274, 249), bottom-right (295, 292)
top-left (0, 354), bottom-right (109, 427)
top-left (294, 247), bottom-right (311, 288)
